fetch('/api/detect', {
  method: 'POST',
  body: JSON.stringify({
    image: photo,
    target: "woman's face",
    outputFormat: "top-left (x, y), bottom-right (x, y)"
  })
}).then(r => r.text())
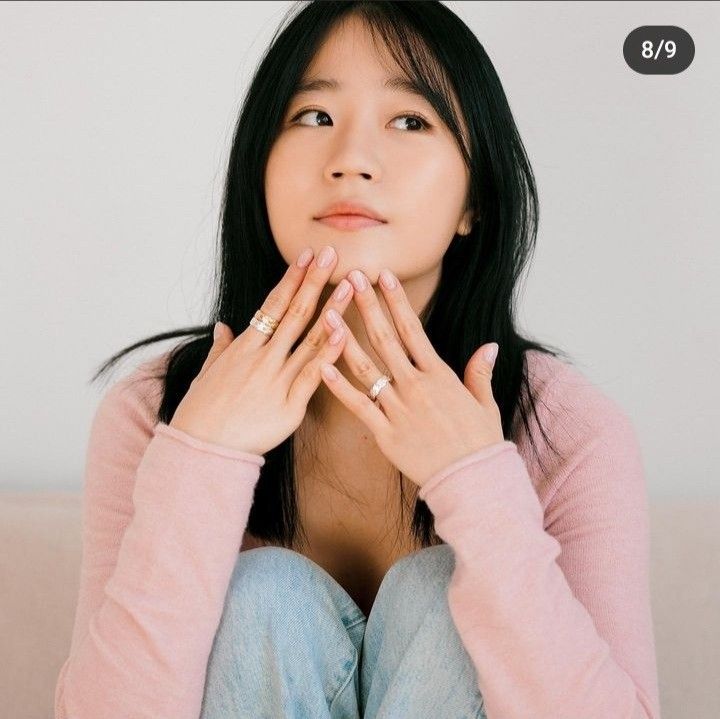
top-left (264, 14), bottom-right (473, 287)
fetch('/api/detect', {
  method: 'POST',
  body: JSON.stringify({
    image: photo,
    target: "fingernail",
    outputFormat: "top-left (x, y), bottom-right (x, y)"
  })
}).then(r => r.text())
top-left (326, 308), bottom-right (342, 328)
top-left (317, 245), bottom-right (336, 268)
top-left (213, 322), bottom-right (223, 340)
top-left (296, 247), bottom-right (313, 267)
top-left (348, 269), bottom-right (367, 291)
top-left (333, 279), bottom-right (351, 301)
top-left (483, 343), bottom-right (499, 365)
top-left (321, 363), bottom-right (339, 380)
top-left (379, 268), bottom-right (397, 289)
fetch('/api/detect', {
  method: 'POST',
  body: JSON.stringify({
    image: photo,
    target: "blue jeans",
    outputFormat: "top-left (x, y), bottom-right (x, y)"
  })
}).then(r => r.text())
top-left (200, 543), bottom-right (487, 719)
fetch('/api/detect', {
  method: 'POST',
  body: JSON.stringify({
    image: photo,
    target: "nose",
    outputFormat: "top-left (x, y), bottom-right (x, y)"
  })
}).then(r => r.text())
top-left (323, 140), bottom-right (380, 183)
top-left (331, 171), bottom-right (372, 180)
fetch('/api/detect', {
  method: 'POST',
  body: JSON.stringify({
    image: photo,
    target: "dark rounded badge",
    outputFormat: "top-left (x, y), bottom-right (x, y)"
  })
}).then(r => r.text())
top-left (623, 26), bottom-right (694, 74)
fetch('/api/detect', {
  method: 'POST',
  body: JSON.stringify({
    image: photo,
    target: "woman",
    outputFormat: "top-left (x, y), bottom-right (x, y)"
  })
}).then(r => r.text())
top-left (54, 2), bottom-right (661, 718)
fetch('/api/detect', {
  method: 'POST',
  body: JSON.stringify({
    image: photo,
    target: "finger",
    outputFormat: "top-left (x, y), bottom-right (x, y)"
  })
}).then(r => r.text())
top-left (347, 269), bottom-right (415, 382)
top-left (266, 245), bottom-right (339, 356)
top-left (318, 358), bottom-right (392, 438)
top-left (320, 309), bottom-right (403, 418)
top-left (376, 268), bottom-right (438, 372)
top-left (287, 317), bottom-right (348, 410)
top-left (239, 246), bottom-right (316, 350)
top-left (282, 277), bottom-right (355, 382)
top-left (196, 321), bottom-right (234, 381)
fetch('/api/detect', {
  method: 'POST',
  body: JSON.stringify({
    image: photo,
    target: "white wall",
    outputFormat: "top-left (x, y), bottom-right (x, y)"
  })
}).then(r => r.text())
top-left (1, 1), bottom-right (717, 497)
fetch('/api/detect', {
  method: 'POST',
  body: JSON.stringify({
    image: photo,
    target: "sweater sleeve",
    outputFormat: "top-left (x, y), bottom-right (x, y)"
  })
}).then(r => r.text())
top-left (417, 356), bottom-right (661, 719)
top-left (54, 355), bottom-right (266, 719)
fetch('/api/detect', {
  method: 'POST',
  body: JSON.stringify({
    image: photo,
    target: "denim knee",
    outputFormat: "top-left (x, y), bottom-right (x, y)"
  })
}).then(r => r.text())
top-left (225, 546), bottom-right (318, 614)
top-left (375, 543), bottom-right (455, 612)
top-left (202, 546), bottom-right (363, 719)
top-left (221, 545), bottom-right (365, 641)
top-left (359, 544), bottom-right (486, 719)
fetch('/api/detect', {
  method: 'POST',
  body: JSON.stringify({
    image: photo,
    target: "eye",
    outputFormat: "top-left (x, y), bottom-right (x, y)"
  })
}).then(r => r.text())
top-left (290, 108), bottom-right (431, 131)
top-left (291, 108), bottom-right (332, 127)
top-left (389, 114), bottom-right (431, 131)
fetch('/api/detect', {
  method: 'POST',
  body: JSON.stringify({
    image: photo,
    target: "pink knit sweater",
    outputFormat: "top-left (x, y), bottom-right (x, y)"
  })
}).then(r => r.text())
top-left (54, 348), bottom-right (660, 719)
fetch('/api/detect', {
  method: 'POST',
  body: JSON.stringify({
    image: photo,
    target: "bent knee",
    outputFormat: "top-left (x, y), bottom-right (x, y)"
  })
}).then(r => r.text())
top-left (223, 546), bottom-right (338, 619)
top-left (228, 546), bottom-right (314, 599)
top-left (383, 543), bottom-right (455, 599)
top-left (217, 546), bottom-right (357, 642)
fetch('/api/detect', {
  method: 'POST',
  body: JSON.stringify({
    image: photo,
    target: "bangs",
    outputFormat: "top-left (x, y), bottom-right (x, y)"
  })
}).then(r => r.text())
top-left (304, 5), bottom-right (472, 164)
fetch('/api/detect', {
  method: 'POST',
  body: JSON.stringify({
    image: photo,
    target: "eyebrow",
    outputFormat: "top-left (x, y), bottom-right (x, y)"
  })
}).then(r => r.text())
top-left (294, 76), bottom-right (427, 100)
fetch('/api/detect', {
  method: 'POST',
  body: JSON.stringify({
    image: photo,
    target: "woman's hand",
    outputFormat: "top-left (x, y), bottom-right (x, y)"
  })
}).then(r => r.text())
top-left (317, 267), bottom-right (505, 490)
top-left (170, 246), bottom-right (354, 456)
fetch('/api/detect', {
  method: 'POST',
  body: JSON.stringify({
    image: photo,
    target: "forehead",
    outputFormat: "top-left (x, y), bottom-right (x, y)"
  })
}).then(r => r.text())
top-left (293, 75), bottom-right (430, 103)
top-left (301, 14), bottom-right (407, 86)
top-left (294, 16), bottom-right (439, 104)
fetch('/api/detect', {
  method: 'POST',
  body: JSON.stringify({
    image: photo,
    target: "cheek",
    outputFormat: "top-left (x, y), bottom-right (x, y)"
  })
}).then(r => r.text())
top-left (264, 147), bottom-right (310, 264)
top-left (389, 168), bottom-right (464, 269)
top-left (265, 137), bottom-right (311, 201)
top-left (265, 146), bottom-right (290, 212)
top-left (402, 171), bottom-right (466, 238)
top-left (400, 229), bottom-right (453, 271)
top-left (406, 152), bottom-right (467, 213)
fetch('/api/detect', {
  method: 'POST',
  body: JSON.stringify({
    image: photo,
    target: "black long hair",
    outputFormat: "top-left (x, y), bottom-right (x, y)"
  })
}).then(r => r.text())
top-left (91, 0), bottom-right (572, 552)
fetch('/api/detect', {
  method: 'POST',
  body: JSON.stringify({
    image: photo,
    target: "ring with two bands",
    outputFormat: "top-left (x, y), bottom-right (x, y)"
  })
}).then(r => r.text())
top-left (249, 310), bottom-right (279, 337)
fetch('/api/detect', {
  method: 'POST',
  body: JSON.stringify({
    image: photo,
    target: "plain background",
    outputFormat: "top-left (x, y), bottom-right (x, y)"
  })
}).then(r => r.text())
top-left (1, 1), bottom-right (718, 497)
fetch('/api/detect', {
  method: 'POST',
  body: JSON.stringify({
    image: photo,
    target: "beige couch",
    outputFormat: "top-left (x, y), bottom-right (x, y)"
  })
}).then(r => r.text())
top-left (1, 492), bottom-right (718, 719)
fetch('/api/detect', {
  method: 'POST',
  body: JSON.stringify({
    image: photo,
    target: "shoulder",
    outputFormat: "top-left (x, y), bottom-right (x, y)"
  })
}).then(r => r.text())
top-left (518, 350), bottom-right (644, 505)
top-left (79, 349), bottom-right (176, 509)
top-left (522, 348), bottom-right (637, 438)
top-left (91, 349), bottom-right (172, 438)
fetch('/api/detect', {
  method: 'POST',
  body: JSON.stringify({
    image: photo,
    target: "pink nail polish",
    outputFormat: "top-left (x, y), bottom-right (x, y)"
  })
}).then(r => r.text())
top-left (333, 279), bottom-right (351, 301)
top-left (379, 268), bottom-right (397, 289)
top-left (483, 343), bottom-right (499, 364)
top-left (296, 247), bottom-right (313, 267)
top-left (326, 308), bottom-right (342, 328)
top-left (349, 270), bottom-right (367, 291)
top-left (321, 363), bottom-right (339, 380)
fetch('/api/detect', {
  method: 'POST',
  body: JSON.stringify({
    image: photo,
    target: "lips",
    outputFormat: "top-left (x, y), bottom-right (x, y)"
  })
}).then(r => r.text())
top-left (316, 215), bottom-right (384, 230)
top-left (315, 200), bottom-right (387, 223)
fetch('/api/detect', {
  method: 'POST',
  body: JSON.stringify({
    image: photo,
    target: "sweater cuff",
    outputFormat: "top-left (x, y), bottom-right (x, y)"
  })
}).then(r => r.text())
top-left (154, 422), bottom-right (266, 466)
top-left (418, 440), bottom-right (518, 502)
